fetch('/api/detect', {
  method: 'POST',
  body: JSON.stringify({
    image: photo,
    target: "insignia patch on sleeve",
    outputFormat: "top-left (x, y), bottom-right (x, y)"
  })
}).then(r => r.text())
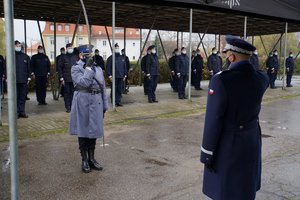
top-left (209, 89), bottom-right (214, 95)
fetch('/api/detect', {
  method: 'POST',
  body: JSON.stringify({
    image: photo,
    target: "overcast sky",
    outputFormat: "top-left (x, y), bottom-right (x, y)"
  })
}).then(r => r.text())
top-left (14, 19), bottom-right (46, 44)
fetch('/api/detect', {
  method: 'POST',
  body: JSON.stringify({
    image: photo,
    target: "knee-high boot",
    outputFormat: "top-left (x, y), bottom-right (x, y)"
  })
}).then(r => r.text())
top-left (88, 139), bottom-right (103, 170)
top-left (78, 137), bottom-right (91, 173)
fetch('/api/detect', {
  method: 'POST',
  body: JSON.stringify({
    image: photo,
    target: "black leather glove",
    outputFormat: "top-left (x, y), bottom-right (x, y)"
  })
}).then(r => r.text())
top-left (205, 163), bottom-right (216, 173)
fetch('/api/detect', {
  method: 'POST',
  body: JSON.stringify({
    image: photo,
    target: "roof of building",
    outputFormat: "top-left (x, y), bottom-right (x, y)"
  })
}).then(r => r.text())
top-left (1, 0), bottom-right (300, 36)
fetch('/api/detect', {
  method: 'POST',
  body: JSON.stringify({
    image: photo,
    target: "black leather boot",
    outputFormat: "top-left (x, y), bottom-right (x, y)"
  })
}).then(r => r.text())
top-left (88, 149), bottom-right (103, 171)
top-left (81, 150), bottom-right (91, 173)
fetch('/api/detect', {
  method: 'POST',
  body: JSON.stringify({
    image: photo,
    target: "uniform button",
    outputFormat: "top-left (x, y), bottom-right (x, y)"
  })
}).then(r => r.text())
top-left (239, 125), bottom-right (244, 129)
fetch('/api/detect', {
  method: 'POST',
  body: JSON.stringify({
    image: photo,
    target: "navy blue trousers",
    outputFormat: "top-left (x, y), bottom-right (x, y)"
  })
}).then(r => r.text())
top-left (178, 75), bottom-right (187, 98)
top-left (147, 75), bottom-right (158, 101)
top-left (286, 71), bottom-right (293, 86)
top-left (64, 82), bottom-right (74, 110)
top-left (16, 83), bottom-right (27, 115)
top-left (35, 76), bottom-right (47, 104)
top-left (110, 78), bottom-right (124, 104)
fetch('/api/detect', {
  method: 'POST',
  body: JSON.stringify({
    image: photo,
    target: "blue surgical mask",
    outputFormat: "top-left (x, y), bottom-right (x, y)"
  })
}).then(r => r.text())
top-left (15, 47), bottom-right (21, 52)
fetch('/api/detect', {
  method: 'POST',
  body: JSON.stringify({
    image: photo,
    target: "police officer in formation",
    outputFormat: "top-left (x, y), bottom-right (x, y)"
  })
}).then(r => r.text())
top-left (250, 49), bottom-right (259, 70)
top-left (266, 50), bottom-right (279, 89)
top-left (30, 45), bottom-right (51, 105)
top-left (175, 47), bottom-right (189, 99)
top-left (192, 49), bottom-right (203, 90)
top-left (141, 47), bottom-right (151, 95)
top-left (200, 35), bottom-right (269, 200)
top-left (69, 52), bottom-right (108, 173)
top-left (191, 50), bottom-right (197, 87)
top-left (106, 44), bottom-right (127, 106)
top-left (0, 54), bottom-right (5, 96)
top-left (56, 47), bottom-right (66, 97)
top-left (168, 49), bottom-right (177, 92)
top-left (207, 47), bottom-right (222, 79)
top-left (93, 49), bottom-right (105, 71)
top-left (15, 40), bottom-right (31, 118)
top-left (145, 45), bottom-right (160, 103)
top-left (286, 51), bottom-right (295, 87)
top-left (121, 49), bottom-right (130, 94)
top-left (58, 43), bottom-right (79, 112)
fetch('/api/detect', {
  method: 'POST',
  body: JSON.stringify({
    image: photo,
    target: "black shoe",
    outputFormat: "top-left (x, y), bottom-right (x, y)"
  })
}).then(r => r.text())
top-left (152, 100), bottom-right (158, 103)
top-left (38, 102), bottom-right (43, 105)
top-left (66, 109), bottom-right (71, 113)
top-left (183, 96), bottom-right (188, 99)
top-left (116, 103), bottom-right (123, 107)
top-left (42, 102), bottom-right (48, 105)
top-left (286, 85), bottom-right (293, 87)
top-left (18, 114), bottom-right (28, 118)
top-left (88, 149), bottom-right (103, 171)
top-left (148, 100), bottom-right (153, 103)
top-left (179, 97), bottom-right (184, 99)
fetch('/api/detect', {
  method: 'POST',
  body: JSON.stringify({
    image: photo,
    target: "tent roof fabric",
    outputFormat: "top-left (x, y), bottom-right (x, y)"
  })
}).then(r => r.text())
top-left (0, 0), bottom-right (299, 36)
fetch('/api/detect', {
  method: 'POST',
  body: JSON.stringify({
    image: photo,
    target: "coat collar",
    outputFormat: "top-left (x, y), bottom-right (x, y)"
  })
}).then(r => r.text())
top-left (229, 60), bottom-right (252, 70)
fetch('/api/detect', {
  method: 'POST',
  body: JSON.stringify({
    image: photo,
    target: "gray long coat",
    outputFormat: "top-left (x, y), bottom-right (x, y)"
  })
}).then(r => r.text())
top-left (69, 60), bottom-right (108, 138)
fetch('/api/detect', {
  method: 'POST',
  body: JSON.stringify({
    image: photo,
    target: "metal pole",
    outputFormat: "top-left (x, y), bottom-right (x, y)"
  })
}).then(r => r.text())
top-left (71, 11), bottom-right (82, 46)
top-left (24, 19), bottom-right (27, 54)
top-left (37, 20), bottom-right (46, 53)
top-left (214, 34), bottom-right (217, 48)
top-left (157, 30), bottom-right (168, 65)
top-left (244, 16), bottom-right (247, 40)
top-left (79, 0), bottom-right (92, 55)
top-left (54, 18), bottom-right (57, 63)
top-left (105, 26), bottom-right (113, 53)
top-left (137, 29), bottom-right (152, 65)
top-left (188, 9), bottom-right (193, 101)
top-left (282, 23), bottom-right (288, 90)
top-left (177, 31), bottom-right (179, 49)
top-left (4, 0), bottom-right (19, 199)
top-left (279, 34), bottom-right (282, 80)
top-left (197, 33), bottom-right (206, 50)
top-left (124, 27), bottom-right (126, 54)
top-left (181, 32), bottom-right (183, 48)
top-left (252, 36), bottom-right (254, 45)
top-left (218, 34), bottom-right (221, 51)
top-left (139, 28), bottom-right (142, 86)
top-left (259, 36), bottom-right (268, 56)
top-left (112, 2), bottom-right (116, 111)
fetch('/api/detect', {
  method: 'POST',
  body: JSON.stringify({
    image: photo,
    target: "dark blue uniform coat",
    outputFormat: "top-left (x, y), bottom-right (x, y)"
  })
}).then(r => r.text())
top-left (250, 54), bottom-right (259, 70)
top-left (200, 60), bottom-right (269, 200)
top-left (192, 55), bottom-right (203, 89)
top-left (208, 54), bottom-right (222, 75)
top-left (286, 56), bottom-right (294, 86)
top-left (145, 53), bottom-right (160, 101)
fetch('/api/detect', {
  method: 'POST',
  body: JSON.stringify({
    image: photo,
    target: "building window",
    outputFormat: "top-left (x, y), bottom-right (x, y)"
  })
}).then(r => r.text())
top-left (79, 37), bottom-right (83, 41)
top-left (50, 51), bottom-right (54, 60)
top-left (50, 24), bottom-right (54, 31)
top-left (136, 30), bottom-right (139, 35)
top-left (79, 25), bottom-right (83, 32)
top-left (103, 41), bottom-right (107, 46)
top-left (50, 37), bottom-right (54, 45)
top-left (133, 42), bottom-right (135, 47)
top-left (115, 28), bottom-right (124, 33)
top-left (65, 24), bottom-right (70, 32)
top-left (65, 37), bottom-right (69, 44)
top-left (133, 56), bottom-right (136, 60)
top-left (58, 24), bottom-right (62, 31)
top-left (103, 52), bottom-right (107, 60)
top-left (98, 31), bottom-right (102, 35)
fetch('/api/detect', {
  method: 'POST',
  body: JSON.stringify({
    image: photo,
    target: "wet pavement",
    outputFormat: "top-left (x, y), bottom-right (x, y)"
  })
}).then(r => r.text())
top-left (1, 77), bottom-right (300, 200)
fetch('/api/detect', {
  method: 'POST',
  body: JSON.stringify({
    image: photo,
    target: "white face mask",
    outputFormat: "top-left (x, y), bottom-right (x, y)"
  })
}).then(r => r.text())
top-left (61, 51), bottom-right (66, 55)
top-left (67, 48), bottom-right (73, 54)
top-left (182, 50), bottom-right (187, 54)
top-left (274, 52), bottom-right (278, 56)
top-left (151, 49), bottom-right (156, 54)
top-left (175, 52), bottom-right (180, 56)
top-left (115, 48), bottom-right (120, 53)
top-left (15, 46), bottom-right (22, 52)
top-left (290, 54), bottom-right (293, 57)
top-left (197, 52), bottom-right (201, 55)
top-left (253, 51), bottom-right (258, 55)
top-left (212, 51), bottom-right (217, 54)
top-left (95, 52), bottom-right (99, 55)
top-left (38, 49), bottom-right (44, 54)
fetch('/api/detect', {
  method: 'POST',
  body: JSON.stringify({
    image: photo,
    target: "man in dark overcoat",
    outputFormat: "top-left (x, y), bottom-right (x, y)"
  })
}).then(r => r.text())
top-left (200, 35), bottom-right (269, 200)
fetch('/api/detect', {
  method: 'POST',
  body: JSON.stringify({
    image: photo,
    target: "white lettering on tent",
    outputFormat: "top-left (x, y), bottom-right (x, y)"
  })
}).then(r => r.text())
top-left (223, 0), bottom-right (241, 8)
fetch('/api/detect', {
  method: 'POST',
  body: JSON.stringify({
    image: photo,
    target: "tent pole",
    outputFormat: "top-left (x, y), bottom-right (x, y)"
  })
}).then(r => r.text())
top-left (279, 34), bottom-right (282, 80)
top-left (79, 0), bottom-right (92, 55)
top-left (188, 8), bottom-right (193, 101)
top-left (139, 28), bottom-right (142, 86)
top-left (177, 31), bottom-right (179, 49)
top-left (4, 0), bottom-right (19, 199)
top-left (157, 30), bottom-right (168, 66)
top-left (24, 19), bottom-right (27, 54)
top-left (259, 36), bottom-right (268, 56)
top-left (215, 34), bottom-right (217, 48)
top-left (105, 26), bottom-right (113, 53)
top-left (252, 36), bottom-right (254, 45)
top-left (54, 18), bottom-right (57, 65)
top-left (282, 23), bottom-right (288, 90)
top-left (197, 33), bottom-right (206, 50)
top-left (37, 21), bottom-right (46, 54)
top-left (218, 34), bottom-right (221, 51)
top-left (71, 11), bottom-right (81, 46)
top-left (181, 32), bottom-right (183, 48)
top-left (244, 16), bottom-right (247, 40)
top-left (124, 27), bottom-right (126, 54)
top-left (112, 1), bottom-right (116, 111)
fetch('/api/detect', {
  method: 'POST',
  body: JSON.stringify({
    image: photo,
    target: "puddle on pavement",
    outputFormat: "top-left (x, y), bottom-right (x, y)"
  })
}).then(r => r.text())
top-left (144, 158), bottom-right (170, 166)
top-left (262, 134), bottom-right (273, 138)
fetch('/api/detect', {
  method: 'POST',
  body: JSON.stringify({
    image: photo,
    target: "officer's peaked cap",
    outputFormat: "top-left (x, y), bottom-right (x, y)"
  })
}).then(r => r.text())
top-left (66, 43), bottom-right (72, 48)
top-left (148, 45), bottom-right (155, 50)
top-left (15, 40), bottom-right (21, 45)
top-left (38, 45), bottom-right (43, 49)
top-left (224, 35), bottom-right (256, 55)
